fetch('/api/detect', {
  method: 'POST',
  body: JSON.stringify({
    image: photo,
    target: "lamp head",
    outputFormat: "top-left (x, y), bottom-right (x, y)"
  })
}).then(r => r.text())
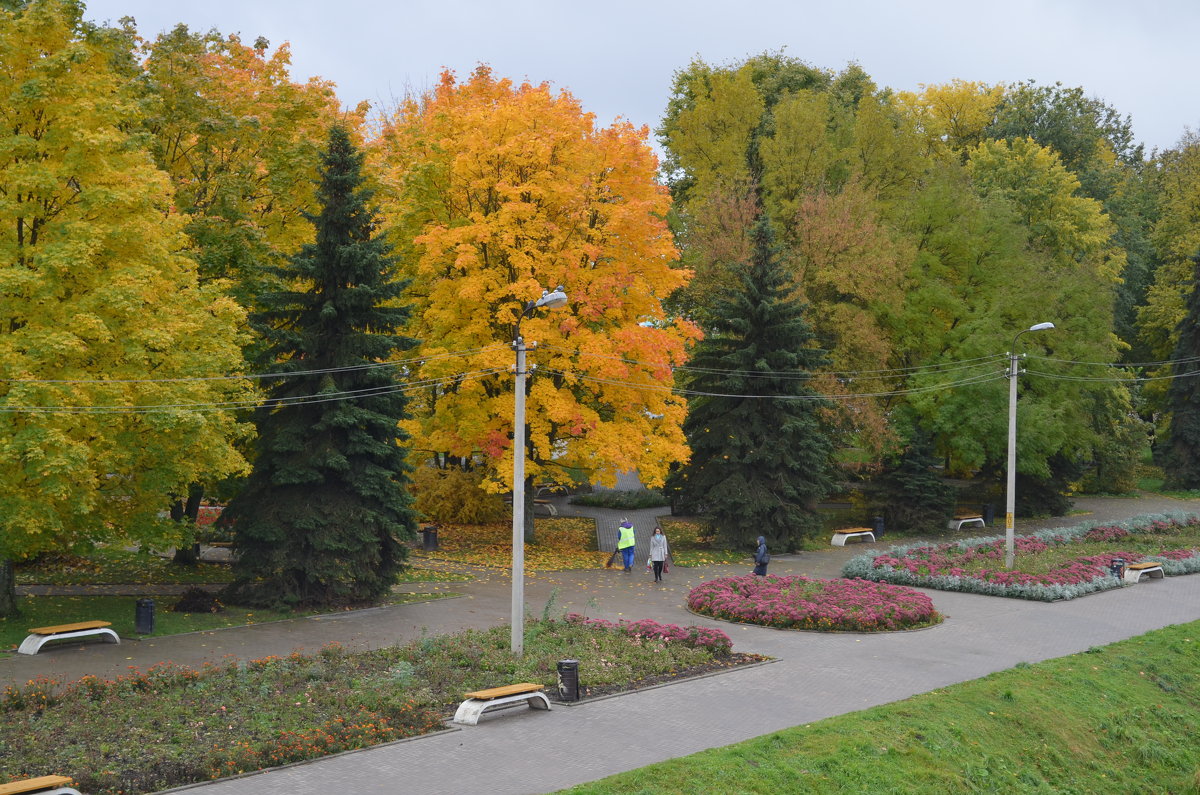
top-left (1028, 322), bottom-right (1055, 332)
top-left (535, 286), bottom-right (568, 310)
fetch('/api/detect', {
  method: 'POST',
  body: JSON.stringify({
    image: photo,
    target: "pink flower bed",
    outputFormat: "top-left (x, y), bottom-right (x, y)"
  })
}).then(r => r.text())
top-left (871, 532), bottom-right (1198, 589)
top-left (562, 613), bottom-right (733, 655)
top-left (686, 575), bottom-right (941, 632)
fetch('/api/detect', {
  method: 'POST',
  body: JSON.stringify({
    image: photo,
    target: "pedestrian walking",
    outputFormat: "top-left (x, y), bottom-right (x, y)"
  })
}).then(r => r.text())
top-left (617, 519), bottom-right (637, 573)
top-left (648, 525), bottom-right (670, 582)
top-left (753, 535), bottom-right (769, 576)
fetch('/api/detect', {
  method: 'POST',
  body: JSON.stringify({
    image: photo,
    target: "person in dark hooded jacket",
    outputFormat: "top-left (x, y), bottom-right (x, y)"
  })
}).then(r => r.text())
top-left (753, 536), bottom-right (769, 576)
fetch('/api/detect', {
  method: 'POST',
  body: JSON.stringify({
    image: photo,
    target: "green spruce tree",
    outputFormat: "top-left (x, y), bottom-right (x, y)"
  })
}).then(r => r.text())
top-left (670, 214), bottom-right (835, 551)
top-left (223, 125), bottom-right (417, 607)
top-left (1159, 252), bottom-right (1200, 489)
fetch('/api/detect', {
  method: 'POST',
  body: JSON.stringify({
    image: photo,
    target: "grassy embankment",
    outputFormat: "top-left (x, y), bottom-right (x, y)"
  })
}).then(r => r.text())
top-left (564, 620), bottom-right (1200, 794)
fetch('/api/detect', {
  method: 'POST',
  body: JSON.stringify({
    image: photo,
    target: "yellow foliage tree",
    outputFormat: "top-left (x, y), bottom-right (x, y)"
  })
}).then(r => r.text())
top-left (0, 0), bottom-right (252, 612)
top-left (373, 67), bottom-right (697, 507)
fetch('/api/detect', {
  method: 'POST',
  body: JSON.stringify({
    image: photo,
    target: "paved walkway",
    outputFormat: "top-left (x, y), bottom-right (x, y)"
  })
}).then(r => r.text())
top-left (4, 494), bottom-right (1199, 794)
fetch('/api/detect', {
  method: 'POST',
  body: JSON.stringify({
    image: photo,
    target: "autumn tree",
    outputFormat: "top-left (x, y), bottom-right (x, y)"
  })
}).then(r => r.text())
top-left (670, 213), bottom-right (834, 551)
top-left (0, 0), bottom-right (251, 615)
top-left (373, 67), bottom-right (696, 535)
top-left (222, 125), bottom-right (416, 608)
top-left (140, 24), bottom-right (345, 308)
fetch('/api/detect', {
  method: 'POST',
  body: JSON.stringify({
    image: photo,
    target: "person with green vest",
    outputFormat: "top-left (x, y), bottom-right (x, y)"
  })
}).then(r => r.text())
top-left (617, 519), bottom-right (637, 573)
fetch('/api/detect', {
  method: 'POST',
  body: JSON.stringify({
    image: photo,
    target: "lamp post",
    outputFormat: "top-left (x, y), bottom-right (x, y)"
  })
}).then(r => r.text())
top-left (1005, 321), bottom-right (1054, 569)
top-left (511, 286), bottom-right (568, 656)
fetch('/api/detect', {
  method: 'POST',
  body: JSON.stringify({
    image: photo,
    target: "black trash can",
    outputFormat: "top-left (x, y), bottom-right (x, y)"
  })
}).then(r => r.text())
top-left (135, 598), bottom-right (155, 635)
top-left (557, 659), bottom-right (580, 702)
top-left (421, 524), bottom-right (439, 551)
top-left (872, 516), bottom-right (885, 538)
top-left (1110, 557), bottom-right (1126, 579)
top-left (982, 503), bottom-right (995, 526)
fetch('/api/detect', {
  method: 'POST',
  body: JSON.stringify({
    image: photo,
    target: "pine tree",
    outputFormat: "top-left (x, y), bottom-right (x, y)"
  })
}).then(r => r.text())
top-left (669, 215), bottom-right (835, 551)
top-left (1160, 253), bottom-right (1200, 489)
top-left (223, 125), bottom-right (417, 607)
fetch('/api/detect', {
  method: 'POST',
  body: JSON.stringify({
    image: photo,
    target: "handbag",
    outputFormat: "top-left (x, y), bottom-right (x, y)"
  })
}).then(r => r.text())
top-left (663, 560), bottom-right (670, 574)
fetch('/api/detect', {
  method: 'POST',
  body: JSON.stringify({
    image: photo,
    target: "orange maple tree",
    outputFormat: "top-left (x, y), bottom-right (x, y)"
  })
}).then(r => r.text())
top-left (373, 66), bottom-right (697, 495)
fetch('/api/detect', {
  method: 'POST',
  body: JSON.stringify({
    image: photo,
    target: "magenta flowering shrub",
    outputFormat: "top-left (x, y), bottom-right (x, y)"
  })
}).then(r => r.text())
top-left (562, 613), bottom-right (733, 655)
top-left (686, 575), bottom-right (941, 632)
top-left (842, 514), bottom-right (1200, 601)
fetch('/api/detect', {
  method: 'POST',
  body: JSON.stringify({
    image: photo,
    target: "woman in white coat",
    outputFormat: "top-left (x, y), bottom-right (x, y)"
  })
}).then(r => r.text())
top-left (649, 526), bottom-right (670, 582)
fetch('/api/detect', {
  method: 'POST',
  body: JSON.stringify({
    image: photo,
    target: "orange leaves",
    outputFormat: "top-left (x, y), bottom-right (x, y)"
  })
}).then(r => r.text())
top-left (373, 66), bottom-right (696, 489)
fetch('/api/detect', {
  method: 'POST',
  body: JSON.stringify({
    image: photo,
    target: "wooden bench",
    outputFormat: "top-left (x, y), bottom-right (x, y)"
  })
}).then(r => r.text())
top-left (533, 499), bottom-right (558, 516)
top-left (1123, 561), bottom-right (1165, 584)
top-left (18, 620), bottom-right (120, 656)
top-left (948, 513), bottom-right (986, 531)
top-left (0, 776), bottom-right (82, 795)
top-left (831, 528), bottom-right (875, 546)
top-left (452, 682), bottom-right (552, 726)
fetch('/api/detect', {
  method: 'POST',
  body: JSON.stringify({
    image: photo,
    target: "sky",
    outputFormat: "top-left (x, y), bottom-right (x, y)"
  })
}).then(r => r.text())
top-left (82, 0), bottom-right (1200, 155)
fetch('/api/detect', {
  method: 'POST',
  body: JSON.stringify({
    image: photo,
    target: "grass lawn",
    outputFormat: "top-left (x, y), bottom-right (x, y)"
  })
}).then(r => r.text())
top-left (5, 546), bottom-right (469, 650)
top-left (561, 620), bottom-right (1200, 794)
top-left (0, 591), bottom-right (454, 652)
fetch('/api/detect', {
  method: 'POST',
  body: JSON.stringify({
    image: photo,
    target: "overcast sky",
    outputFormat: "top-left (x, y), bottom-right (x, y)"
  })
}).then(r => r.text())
top-left (83, 0), bottom-right (1199, 154)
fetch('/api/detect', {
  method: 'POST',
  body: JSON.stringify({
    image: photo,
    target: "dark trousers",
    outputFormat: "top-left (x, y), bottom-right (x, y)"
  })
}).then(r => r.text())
top-left (652, 560), bottom-right (664, 580)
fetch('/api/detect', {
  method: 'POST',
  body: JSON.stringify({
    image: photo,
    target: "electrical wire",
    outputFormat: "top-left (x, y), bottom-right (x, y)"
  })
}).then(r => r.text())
top-left (0, 344), bottom-right (508, 386)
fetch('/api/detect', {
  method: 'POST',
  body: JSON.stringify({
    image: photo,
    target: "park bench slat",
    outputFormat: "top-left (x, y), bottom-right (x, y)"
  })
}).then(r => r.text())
top-left (28, 620), bottom-right (112, 635)
top-left (463, 683), bottom-right (545, 700)
top-left (1126, 561), bottom-right (1161, 570)
top-left (0, 776), bottom-right (76, 795)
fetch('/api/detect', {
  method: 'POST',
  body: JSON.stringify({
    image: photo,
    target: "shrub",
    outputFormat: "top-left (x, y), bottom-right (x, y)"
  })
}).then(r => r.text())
top-left (687, 575), bottom-right (942, 632)
top-left (569, 489), bottom-right (670, 510)
top-left (411, 466), bottom-right (508, 523)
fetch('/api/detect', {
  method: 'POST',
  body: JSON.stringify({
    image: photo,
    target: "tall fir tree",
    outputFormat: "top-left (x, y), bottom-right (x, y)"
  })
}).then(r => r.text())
top-left (669, 214), bottom-right (835, 551)
top-left (223, 125), bottom-right (417, 607)
top-left (1159, 252), bottom-right (1200, 489)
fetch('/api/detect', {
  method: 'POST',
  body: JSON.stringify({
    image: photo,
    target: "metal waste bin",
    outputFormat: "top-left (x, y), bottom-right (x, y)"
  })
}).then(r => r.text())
top-left (872, 516), bottom-right (884, 538)
top-left (135, 598), bottom-right (156, 634)
top-left (421, 524), bottom-right (439, 551)
top-left (983, 503), bottom-right (995, 526)
top-left (1110, 557), bottom-right (1126, 579)
top-left (557, 659), bottom-right (580, 702)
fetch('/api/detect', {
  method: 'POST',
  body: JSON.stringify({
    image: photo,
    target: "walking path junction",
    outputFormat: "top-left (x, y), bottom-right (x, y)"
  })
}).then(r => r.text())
top-left (3, 494), bottom-right (1199, 795)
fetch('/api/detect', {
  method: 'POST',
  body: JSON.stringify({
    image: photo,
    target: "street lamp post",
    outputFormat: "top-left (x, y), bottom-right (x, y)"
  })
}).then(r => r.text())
top-left (1005, 321), bottom-right (1055, 569)
top-left (511, 286), bottom-right (568, 656)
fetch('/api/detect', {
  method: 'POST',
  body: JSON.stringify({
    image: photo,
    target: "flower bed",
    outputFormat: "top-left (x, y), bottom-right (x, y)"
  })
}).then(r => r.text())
top-left (842, 513), bottom-right (1200, 601)
top-left (686, 574), bottom-right (942, 632)
top-left (563, 613), bottom-right (733, 654)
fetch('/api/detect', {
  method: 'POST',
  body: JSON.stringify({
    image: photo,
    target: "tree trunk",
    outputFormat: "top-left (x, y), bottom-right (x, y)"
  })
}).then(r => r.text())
top-left (0, 559), bottom-right (19, 618)
top-left (171, 484), bottom-right (205, 566)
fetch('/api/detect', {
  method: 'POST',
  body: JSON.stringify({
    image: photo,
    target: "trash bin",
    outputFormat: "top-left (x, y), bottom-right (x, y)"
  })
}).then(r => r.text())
top-left (872, 516), bottom-right (884, 538)
top-left (557, 659), bottom-right (580, 702)
top-left (421, 524), bottom-right (439, 551)
top-left (135, 598), bottom-right (155, 635)
top-left (1110, 557), bottom-right (1126, 579)
top-left (982, 503), bottom-right (995, 526)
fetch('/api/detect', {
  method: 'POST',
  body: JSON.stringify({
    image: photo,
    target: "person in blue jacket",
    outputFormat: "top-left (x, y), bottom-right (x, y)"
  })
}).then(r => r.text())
top-left (617, 520), bottom-right (637, 573)
top-left (753, 536), bottom-right (769, 576)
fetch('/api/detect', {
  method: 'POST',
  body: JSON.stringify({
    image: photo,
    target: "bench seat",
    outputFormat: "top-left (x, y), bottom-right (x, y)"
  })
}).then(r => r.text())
top-left (1123, 562), bottom-right (1165, 584)
top-left (0, 776), bottom-right (82, 795)
top-left (831, 528), bottom-right (875, 547)
top-left (18, 620), bottom-right (120, 656)
top-left (948, 514), bottom-right (986, 531)
top-left (453, 682), bottom-right (551, 726)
